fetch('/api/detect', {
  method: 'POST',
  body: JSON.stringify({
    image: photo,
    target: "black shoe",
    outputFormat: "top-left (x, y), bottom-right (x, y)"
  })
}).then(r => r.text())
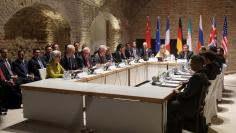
top-left (0, 107), bottom-right (7, 115)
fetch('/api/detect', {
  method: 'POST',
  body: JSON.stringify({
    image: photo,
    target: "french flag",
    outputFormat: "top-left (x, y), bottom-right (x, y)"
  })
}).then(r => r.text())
top-left (165, 16), bottom-right (170, 53)
top-left (197, 15), bottom-right (204, 53)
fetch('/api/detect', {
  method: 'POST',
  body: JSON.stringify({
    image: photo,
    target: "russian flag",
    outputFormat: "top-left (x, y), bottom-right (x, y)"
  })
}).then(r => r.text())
top-left (197, 15), bottom-right (204, 53)
top-left (165, 16), bottom-right (170, 53)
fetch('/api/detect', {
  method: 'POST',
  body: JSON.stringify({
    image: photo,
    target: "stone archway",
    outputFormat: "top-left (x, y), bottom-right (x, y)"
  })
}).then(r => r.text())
top-left (90, 11), bottom-right (121, 52)
top-left (4, 4), bottom-right (70, 45)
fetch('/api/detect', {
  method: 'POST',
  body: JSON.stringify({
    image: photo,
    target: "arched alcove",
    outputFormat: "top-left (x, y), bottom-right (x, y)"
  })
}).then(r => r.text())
top-left (90, 12), bottom-right (121, 52)
top-left (4, 4), bottom-right (71, 45)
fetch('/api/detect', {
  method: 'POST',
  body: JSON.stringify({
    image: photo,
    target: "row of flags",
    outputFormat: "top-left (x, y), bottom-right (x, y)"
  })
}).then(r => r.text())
top-left (145, 15), bottom-right (228, 55)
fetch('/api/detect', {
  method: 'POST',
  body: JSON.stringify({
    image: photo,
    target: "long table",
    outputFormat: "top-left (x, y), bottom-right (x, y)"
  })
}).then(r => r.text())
top-left (21, 61), bottom-right (181, 133)
top-left (76, 61), bottom-right (179, 86)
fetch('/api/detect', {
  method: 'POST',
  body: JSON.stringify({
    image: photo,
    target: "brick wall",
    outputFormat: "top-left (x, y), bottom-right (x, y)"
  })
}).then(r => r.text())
top-left (0, 0), bottom-right (236, 72)
top-left (128, 0), bottom-right (236, 72)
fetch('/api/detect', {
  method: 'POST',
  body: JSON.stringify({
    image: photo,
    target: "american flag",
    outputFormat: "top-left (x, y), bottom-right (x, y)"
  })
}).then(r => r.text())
top-left (208, 17), bottom-right (217, 47)
top-left (221, 16), bottom-right (228, 55)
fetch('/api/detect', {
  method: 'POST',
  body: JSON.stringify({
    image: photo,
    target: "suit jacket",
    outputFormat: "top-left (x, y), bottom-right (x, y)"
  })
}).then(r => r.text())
top-left (131, 47), bottom-right (140, 58)
top-left (60, 55), bottom-right (79, 70)
top-left (28, 57), bottom-right (46, 80)
top-left (178, 51), bottom-right (194, 60)
top-left (175, 69), bottom-right (210, 116)
top-left (204, 62), bottom-right (221, 80)
top-left (125, 48), bottom-right (133, 59)
top-left (0, 59), bottom-right (14, 80)
top-left (113, 51), bottom-right (127, 63)
top-left (0, 67), bottom-right (6, 81)
top-left (139, 48), bottom-right (153, 61)
top-left (94, 53), bottom-right (108, 64)
top-left (46, 63), bottom-right (64, 78)
top-left (216, 55), bottom-right (226, 69)
top-left (41, 54), bottom-right (51, 64)
top-left (12, 59), bottom-right (29, 78)
top-left (81, 55), bottom-right (94, 68)
top-left (106, 54), bottom-right (114, 62)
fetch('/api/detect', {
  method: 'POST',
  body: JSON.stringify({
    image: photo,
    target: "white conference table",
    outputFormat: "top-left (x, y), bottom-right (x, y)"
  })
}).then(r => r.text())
top-left (76, 61), bottom-right (178, 86)
top-left (21, 61), bottom-right (182, 133)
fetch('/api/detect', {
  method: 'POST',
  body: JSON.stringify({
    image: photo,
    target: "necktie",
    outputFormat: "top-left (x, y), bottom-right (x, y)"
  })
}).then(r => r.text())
top-left (22, 60), bottom-right (28, 74)
top-left (133, 48), bottom-right (137, 57)
top-left (4, 60), bottom-right (13, 76)
top-left (68, 58), bottom-right (72, 69)
top-left (184, 52), bottom-right (187, 59)
top-left (38, 59), bottom-right (44, 69)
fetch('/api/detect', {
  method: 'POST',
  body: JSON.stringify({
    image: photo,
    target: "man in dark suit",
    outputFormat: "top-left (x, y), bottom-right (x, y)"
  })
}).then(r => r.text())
top-left (61, 44), bottom-right (79, 70)
top-left (202, 51), bottom-right (221, 80)
top-left (0, 48), bottom-right (19, 82)
top-left (139, 42), bottom-right (153, 61)
top-left (12, 50), bottom-right (34, 82)
top-left (28, 48), bottom-right (46, 81)
top-left (73, 42), bottom-right (84, 69)
top-left (0, 67), bottom-right (21, 109)
top-left (81, 47), bottom-right (94, 68)
top-left (74, 42), bottom-right (82, 57)
top-left (178, 44), bottom-right (194, 60)
top-left (125, 43), bottom-right (133, 59)
top-left (131, 41), bottom-right (140, 58)
top-left (167, 55), bottom-right (210, 133)
top-left (0, 48), bottom-right (22, 109)
top-left (94, 45), bottom-right (108, 64)
top-left (41, 44), bottom-right (52, 64)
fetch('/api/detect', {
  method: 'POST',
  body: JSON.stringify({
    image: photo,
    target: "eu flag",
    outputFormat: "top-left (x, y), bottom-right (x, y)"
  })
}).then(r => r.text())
top-left (154, 16), bottom-right (161, 53)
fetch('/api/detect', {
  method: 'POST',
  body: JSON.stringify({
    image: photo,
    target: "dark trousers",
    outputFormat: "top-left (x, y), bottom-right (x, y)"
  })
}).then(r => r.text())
top-left (0, 82), bottom-right (22, 109)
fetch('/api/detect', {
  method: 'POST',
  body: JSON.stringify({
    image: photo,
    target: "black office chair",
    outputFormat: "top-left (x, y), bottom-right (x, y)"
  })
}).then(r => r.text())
top-left (183, 85), bottom-right (209, 133)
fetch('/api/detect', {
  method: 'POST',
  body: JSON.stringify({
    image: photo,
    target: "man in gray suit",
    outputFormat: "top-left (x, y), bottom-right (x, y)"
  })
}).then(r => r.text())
top-left (94, 45), bottom-right (108, 65)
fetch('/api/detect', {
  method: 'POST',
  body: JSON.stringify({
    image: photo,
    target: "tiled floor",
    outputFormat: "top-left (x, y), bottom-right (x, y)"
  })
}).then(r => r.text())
top-left (1, 74), bottom-right (236, 133)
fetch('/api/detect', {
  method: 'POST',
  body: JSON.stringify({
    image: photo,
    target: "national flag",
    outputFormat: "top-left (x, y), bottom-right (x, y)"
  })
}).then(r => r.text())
top-left (145, 16), bottom-right (151, 49)
top-left (176, 17), bottom-right (183, 53)
top-left (153, 16), bottom-right (161, 53)
top-left (196, 15), bottom-right (204, 52)
top-left (165, 16), bottom-right (170, 53)
top-left (208, 16), bottom-right (217, 47)
top-left (187, 17), bottom-right (192, 51)
top-left (221, 16), bottom-right (228, 55)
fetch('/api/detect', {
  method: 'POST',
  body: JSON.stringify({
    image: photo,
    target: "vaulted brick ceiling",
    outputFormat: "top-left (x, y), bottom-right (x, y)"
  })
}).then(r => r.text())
top-left (101, 0), bottom-right (151, 18)
top-left (118, 0), bottom-right (151, 18)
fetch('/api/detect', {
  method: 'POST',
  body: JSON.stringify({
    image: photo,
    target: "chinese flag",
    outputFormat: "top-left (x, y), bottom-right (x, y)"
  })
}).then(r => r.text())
top-left (145, 16), bottom-right (151, 48)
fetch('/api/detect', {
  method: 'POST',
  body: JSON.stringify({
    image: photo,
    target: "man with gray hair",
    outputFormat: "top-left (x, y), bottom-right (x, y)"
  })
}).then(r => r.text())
top-left (94, 45), bottom-right (108, 64)
top-left (60, 44), bottom-right (79, 70)
top-left (81, 47), bottom-right (94, 68)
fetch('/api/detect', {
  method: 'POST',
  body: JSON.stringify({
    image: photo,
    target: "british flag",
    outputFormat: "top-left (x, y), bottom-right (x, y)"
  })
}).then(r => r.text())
top-left (208, 17), bottom-right (217, 47)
